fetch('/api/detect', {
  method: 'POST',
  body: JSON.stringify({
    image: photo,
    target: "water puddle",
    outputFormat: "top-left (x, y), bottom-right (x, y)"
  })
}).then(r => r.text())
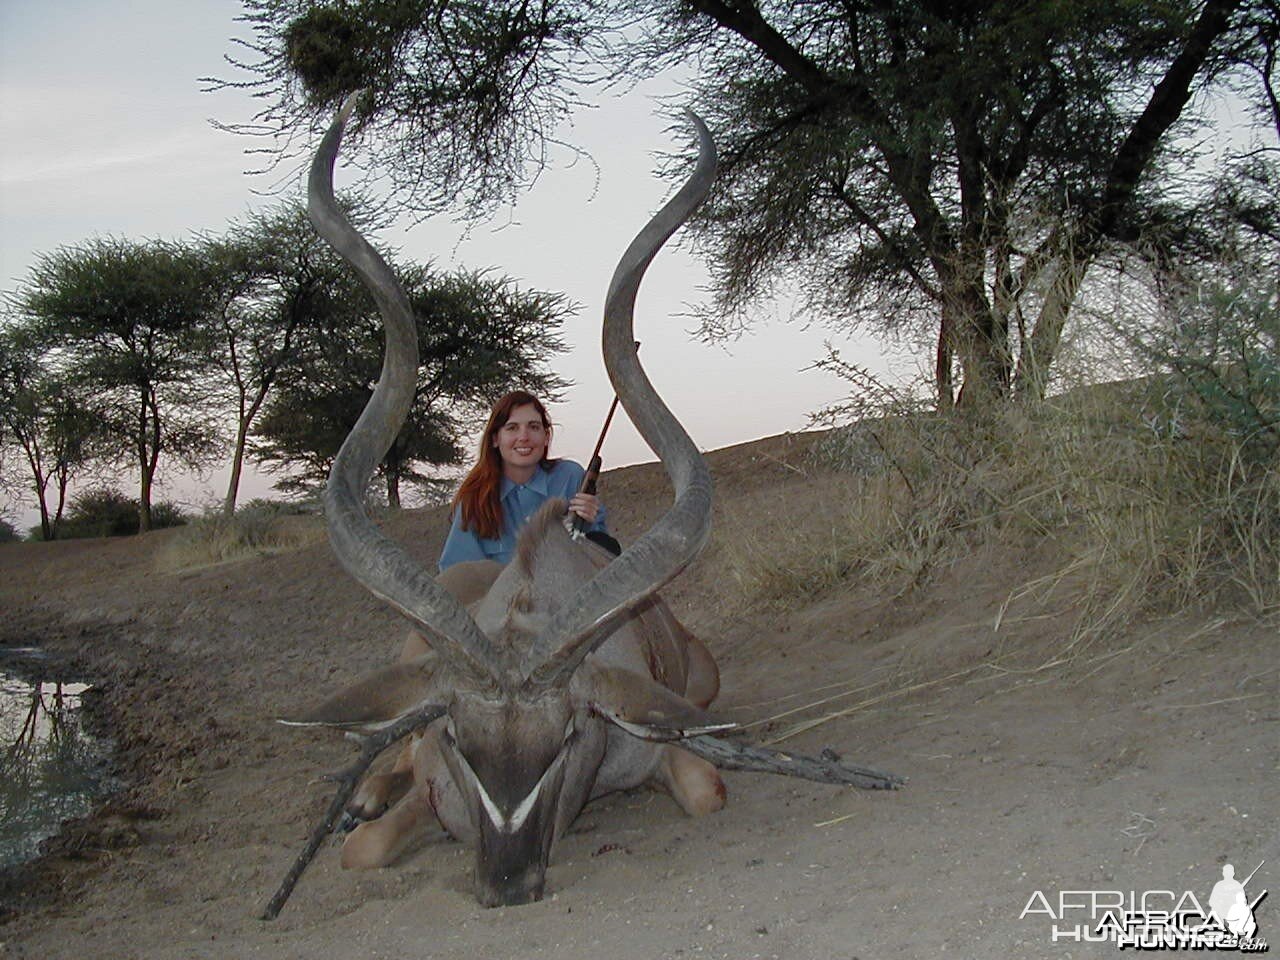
top-left (0, 650), bottom-right (119, 870)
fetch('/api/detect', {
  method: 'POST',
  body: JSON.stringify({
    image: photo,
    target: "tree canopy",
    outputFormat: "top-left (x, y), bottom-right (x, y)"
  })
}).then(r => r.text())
top-left (250, 263), bottom-right (572, 506)
top-left (0, 320), bottom-right (103, 540)
top-left (4, 220), bottom-right (573, 528)
top-left (212, 0), bottom-right (1279, 405)
top-left (16, 238), bottom-right (225, 531)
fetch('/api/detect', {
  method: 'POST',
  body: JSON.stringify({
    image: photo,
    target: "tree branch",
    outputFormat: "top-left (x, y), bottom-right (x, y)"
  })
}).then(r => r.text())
top-left (682, 734), bottom-right (904, 790)
top-left (259, 705), bottom-right (445, 921)
top-left (1096, 0), bottom-right (1244, 241)
top-left (683, 0), bottom-right (833, 96)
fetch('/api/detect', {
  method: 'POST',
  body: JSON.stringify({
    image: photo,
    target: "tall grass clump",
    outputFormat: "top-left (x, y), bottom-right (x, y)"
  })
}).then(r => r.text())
top-left (157, 499), bottom-right (323, 571)
top-left (728, 355), bottom-right (1000, 607)
top-left (733, 313), bottom-right (1279, 646)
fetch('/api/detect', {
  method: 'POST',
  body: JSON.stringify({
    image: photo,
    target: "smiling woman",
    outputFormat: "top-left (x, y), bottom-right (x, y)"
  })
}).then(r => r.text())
top-left (440, 390), bottom-right (609, 571)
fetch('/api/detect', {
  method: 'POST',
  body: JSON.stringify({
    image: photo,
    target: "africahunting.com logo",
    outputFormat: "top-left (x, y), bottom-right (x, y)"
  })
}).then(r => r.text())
top-left (1020, 860), bottom-right (1268, 951)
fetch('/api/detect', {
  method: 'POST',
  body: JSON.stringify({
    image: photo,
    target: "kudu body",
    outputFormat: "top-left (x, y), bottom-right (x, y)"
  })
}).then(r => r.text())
top-left (288, 95), bottom-right (731, 907)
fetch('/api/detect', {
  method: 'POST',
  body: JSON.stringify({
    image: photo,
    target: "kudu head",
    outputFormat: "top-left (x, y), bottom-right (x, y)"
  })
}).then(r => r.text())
top-left (286, 93), bottom-right (723, 907)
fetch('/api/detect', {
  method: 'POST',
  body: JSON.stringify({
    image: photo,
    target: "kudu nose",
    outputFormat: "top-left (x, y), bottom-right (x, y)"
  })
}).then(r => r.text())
top-left (477, 866), bottom-right (546, 908)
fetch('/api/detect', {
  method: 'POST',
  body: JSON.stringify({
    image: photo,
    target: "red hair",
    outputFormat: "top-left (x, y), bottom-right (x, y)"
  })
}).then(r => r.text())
top-left (452, 391), bottom-right (554, 539)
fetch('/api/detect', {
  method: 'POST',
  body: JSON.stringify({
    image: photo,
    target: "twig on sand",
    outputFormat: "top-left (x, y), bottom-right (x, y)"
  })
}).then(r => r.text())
top-left (1151, 692), bottom-right (1267, 711)
top-left (682, 735), bottom-right (904, 790)
top-left (259, 706), bottom-right (445, 921)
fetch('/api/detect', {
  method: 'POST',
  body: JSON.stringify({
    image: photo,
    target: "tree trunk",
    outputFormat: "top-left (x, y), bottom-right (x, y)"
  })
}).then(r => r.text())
top-left (1015, 251), bottom-right (1091, 401)
top-left (53, 471), bottom-right (69, 540)
top-left (935, 319), bottom-right (955, 411)
top-left (224, 417), bottom-right (250, 517)
top-left (939, 266), bottom-right (1010, 409)
top-left (139, 469), bottom-right (153, 532)
top-left (36, 496), bottom-right (51, 542)
top-left (22, 442), bottom-right (52, 540)
top-left (138, 387), bottom-right (160, 533)
top-left (225, 380), bottom-right (274, 517)
top-left (386, 473), bottom-right (401, 510)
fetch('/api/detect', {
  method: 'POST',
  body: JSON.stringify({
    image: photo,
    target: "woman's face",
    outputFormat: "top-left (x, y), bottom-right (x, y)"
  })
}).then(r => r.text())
top-left (492, 402), bottom-right (549, 472)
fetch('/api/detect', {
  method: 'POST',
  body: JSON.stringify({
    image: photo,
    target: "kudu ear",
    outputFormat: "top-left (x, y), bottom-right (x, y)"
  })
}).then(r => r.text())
top-left (278, 655), bottom-right (444, 732)
top-left (586, 666), bottom-right (736, 741)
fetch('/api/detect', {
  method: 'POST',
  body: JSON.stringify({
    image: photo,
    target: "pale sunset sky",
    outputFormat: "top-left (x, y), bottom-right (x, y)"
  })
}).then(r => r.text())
top-left (0, 0), bottom-right (906, 529)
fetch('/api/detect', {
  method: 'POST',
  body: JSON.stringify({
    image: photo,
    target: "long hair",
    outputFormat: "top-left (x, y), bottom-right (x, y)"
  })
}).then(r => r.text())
top-left (452, 391), bottom-right (554, 539)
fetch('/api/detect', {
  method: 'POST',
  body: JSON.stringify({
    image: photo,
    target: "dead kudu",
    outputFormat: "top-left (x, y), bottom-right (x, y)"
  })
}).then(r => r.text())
top-left (262, 95), bottom-right (902, 920)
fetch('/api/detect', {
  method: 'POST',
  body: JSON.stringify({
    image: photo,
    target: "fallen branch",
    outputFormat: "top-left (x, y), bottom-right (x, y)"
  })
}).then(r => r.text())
top-left (259, 706), bottom-right (445, 921)
top-left (682, 735), bottom-right (905, 790)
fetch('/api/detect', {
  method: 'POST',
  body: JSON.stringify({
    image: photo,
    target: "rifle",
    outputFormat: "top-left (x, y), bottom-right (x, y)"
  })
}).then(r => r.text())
top-left (570, 342), bottom-right (638, 540)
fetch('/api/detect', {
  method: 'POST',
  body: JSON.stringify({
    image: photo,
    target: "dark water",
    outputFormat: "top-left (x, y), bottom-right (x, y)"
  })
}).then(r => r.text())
top-left (0, 651), bottom-right (118, 870)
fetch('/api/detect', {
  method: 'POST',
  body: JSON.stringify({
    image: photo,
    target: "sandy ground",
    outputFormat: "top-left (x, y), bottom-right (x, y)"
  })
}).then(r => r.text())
top-left (0, 431), bottom-right (1276, 959)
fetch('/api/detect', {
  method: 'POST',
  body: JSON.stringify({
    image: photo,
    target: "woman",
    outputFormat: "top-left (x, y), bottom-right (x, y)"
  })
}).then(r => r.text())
top-left (439, 390), bottom-right (612, 571)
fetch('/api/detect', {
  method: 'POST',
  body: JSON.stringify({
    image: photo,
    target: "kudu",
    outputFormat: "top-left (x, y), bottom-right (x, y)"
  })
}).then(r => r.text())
top-left (286, 94), bottom-right (735, 908)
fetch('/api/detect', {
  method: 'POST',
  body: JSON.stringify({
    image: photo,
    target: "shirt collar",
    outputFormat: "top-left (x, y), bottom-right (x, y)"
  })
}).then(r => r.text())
top-left (499, 463), bottom-right (550, 500)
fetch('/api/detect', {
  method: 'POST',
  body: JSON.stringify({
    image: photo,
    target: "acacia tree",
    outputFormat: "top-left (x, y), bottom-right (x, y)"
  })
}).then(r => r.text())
top-left (677, 0), bottom-right (1256, 406)
top-left (18, 238), bottom-right (225, 531)
top-left (0, 321), bottom-right (103, 540)
top-left (210, 0), bottom-right (1272, 407)
top-left (252, 264), bottom-right (571, 506)
top-left (203, 201), bottom-right (366, 515)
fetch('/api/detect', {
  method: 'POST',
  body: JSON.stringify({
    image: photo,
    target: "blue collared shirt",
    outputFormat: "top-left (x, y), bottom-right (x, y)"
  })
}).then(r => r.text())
top-left (438, 459), bottom-right (609, 571)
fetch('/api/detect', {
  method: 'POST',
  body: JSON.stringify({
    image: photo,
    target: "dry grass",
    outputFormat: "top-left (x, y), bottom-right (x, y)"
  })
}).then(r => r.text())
top-left (156, 505), bottom-right (325, 572)
top-left (729, 383), bottom-right (1280, 653)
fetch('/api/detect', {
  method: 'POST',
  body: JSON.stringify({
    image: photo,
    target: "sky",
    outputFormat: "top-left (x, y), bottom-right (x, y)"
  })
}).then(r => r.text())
top-left (0, 0), bottom-right (900, 528)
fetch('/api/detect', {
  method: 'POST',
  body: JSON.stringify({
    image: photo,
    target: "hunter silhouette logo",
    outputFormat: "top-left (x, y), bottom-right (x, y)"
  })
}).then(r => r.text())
top-left (1020, 858), bottom-right (1269, 950)
top-left (1207, 862), bottom-right (1265, 944)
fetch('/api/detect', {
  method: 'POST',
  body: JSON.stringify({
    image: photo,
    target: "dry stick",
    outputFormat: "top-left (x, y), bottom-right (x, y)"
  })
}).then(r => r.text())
top-left (766, 664), bottom-right (986, 744)
top-left (260, 705), bottom-right (446, 921)
top-left (682, 735), bottom-right (904, 790)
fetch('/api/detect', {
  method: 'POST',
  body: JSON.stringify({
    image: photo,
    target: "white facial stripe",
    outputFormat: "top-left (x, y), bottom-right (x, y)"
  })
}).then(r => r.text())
top-left (506, 768), bottom-right (547, 832)
top-left (474, 775), bottom-right (509, 832)
top-left (457, 742), bottom-right (570, 834)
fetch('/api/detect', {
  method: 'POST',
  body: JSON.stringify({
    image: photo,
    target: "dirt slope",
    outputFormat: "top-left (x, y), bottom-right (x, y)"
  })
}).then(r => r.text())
top-left (0, 431), bottom-right (1275, 960)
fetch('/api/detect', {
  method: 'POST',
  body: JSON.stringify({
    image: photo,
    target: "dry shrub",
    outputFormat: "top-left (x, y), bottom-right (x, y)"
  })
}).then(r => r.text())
top-left (157, 501), bottom-right (324, 572)
top-left (730, 372), bottom-right (1279, 648)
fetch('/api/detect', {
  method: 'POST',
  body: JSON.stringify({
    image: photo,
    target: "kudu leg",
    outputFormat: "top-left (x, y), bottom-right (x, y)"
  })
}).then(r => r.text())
top-left (657, 745), bottom-right (727, 816)
top-left (260, 706), bottom-right (445, 921)
top-left (346, 629), bottom-right (431, 820)
top-left (682, 633), bottom-right (720, 709)
top-left (342, 719), bottom-right (475, 867)
top-left (341, 787), bottom-right (436, 869)
top-left (346, 765), bottom-right (414, 821)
